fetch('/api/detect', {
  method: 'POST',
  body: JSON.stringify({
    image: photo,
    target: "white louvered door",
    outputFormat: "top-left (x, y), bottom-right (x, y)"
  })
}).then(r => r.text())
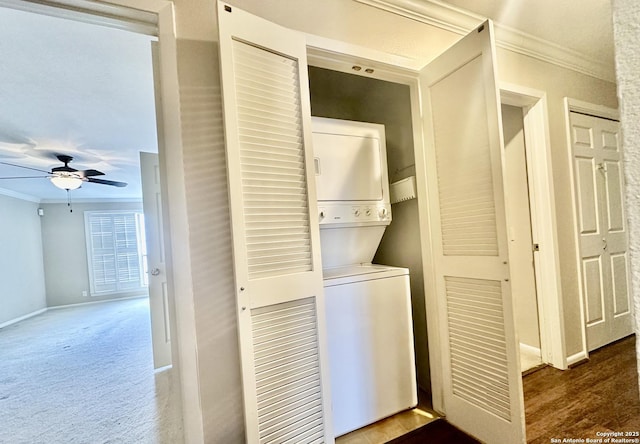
top-left (420, 21), bottom-right (526, 443)
top-left (217, 2), bottom-right (333, 443)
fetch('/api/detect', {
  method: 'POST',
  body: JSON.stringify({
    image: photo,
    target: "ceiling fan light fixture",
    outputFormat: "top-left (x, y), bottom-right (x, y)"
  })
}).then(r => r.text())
top-left (50, 175), bottom-right (83, 190)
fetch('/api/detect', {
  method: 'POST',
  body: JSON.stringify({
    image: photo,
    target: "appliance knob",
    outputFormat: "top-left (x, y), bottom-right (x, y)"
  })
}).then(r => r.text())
top-left (319, 210), bottom-right (325, 219)
top-left (379, 208), bottom-right (388, 218)
top-left (365, 208), bottom-right (372, 216)
top-left (354, 209), bottom-right (360, 217)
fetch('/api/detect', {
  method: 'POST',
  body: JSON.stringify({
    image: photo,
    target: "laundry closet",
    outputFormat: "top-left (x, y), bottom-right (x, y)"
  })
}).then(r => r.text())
top-left (307, 66), bottom-right (431, 436)
top-left (308, 65), bottom-right (430, 393)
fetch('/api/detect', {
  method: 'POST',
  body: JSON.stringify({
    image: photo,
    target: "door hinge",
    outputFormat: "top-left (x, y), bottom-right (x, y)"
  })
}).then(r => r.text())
top-left (533, 243), bottom-right (540, 252)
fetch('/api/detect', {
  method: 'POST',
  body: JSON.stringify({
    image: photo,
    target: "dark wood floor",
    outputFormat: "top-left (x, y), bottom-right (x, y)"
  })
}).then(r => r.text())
top-left (524, 335), bottom-right (640, 443)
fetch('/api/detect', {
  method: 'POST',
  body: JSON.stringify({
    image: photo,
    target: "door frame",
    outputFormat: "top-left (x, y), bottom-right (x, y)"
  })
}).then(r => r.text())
top-left (0, 0), bottom-right (202, 441)
top-left (306, 44), bottom-right (447, 411)
top-left (307, 42), bottom-right (568, 407)
top-left (564, 97), bottom-right (621, 364)
top-left (500, 83), bottom-right (567, 370)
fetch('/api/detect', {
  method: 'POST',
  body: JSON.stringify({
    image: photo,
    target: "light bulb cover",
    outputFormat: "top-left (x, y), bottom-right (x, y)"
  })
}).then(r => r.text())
top-left (50, 175), bottom-right (83, 190)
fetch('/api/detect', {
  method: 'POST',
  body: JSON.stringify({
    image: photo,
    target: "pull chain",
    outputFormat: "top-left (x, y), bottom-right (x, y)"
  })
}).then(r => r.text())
top-left (67, 189), bottom-right (73, 213)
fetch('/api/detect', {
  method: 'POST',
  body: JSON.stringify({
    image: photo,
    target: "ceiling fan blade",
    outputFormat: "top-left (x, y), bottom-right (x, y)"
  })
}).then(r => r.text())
top-left (0, 175), bottom-right (51, 179)
top-left (80, 169), bottom-right (105, 177)
top-left (87, 177), bottom-right (127, 187)
top-left (0, 161), bottom-right (51, 174)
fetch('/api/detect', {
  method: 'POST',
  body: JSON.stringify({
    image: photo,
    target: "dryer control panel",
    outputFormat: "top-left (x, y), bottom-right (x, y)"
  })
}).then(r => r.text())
top-left (318, 203), bottom-right (391, 226)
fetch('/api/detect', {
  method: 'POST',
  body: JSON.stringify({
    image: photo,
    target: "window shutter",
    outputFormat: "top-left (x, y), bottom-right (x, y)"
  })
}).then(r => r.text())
top-left (85, 211), bottom-right (145, 295)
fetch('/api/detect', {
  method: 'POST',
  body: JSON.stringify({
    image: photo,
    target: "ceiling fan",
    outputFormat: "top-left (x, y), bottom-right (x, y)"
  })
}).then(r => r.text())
top-left (0, 154), bottom-right (127, 190)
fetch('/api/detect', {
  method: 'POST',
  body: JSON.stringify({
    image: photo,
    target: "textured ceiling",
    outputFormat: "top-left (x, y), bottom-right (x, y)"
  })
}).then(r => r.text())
top-left (0, 7), bottom-right (156, 202)
top-left (439, 0), bottom-right (615, 66)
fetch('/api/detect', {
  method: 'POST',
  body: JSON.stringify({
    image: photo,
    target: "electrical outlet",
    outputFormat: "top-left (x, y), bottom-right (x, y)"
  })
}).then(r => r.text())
top-left (82, 290), bottom-right (88, 297)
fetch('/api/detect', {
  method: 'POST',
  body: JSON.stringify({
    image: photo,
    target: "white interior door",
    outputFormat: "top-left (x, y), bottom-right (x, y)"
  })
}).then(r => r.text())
top-left (140, 151), bottom-right (171, 369)
top-left (217, 2), bottom-right (333, 443)
top-left (420, 21), bottom-right (526, 444)
top-left (569, 111), bottom-right (633, 351)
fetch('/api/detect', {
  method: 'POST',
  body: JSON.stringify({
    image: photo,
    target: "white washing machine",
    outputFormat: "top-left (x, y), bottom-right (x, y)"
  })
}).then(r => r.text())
top-left (323, 264), bottom-right (417, 437)
top-left (312, 117), bottom-right (417, 437)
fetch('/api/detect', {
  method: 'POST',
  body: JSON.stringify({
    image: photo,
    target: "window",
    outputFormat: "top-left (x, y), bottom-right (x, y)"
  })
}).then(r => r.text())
top-left (85, 211), bottom-right (148, 295)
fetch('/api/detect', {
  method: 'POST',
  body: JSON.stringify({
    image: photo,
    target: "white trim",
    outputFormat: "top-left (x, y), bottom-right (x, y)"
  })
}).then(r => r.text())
top-left (0, 187), bottom-right (41, 203)
top-left (306, 33), bottom-right (421, 72)
top-left (153, 2), bottom-right (205, 443)
top-left (410, 75), bottom-right (444, 413)
top-left (500, 83), bottom-right (567, 369)
top-left (0, 0), bottom-right (159, 36)
top-left (355, 0), bottom-right (479, 35)
top-left (1, 296), bottom-right (148, 329)
top-left (566, 350), bottom-right (589, 367)
top-left (0, 308), bottom-right (47, 329)
top-left (354, 0), bottom-right (615, 82)
top-left (48, 294), bottom-right (147, 310)
top-left (565, 98), bottom-right (620, 121)
top-left (154, 363), bottom-right (173, 374)
top-left (41, 197), bottom-right (143, 204)
top-left (519, 342), bottom-right (542, 358)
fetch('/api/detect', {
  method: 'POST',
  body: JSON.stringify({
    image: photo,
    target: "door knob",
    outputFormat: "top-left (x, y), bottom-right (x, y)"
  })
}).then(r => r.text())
top-left (150, 268), bottom-right (161, 276)
top-left (602, 238), bottom-right (608, 251)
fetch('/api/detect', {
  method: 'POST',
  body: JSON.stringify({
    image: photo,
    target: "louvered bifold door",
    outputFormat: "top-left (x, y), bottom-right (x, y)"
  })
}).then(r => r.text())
top-left (217, 2), bottom-right (333, 443)
top-left (419, 21), bottom-right (526, 444)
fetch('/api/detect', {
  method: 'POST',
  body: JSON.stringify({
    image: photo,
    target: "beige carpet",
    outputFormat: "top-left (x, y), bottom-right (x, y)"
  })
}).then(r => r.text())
top-left (0, 298), bottom-right (183, 444)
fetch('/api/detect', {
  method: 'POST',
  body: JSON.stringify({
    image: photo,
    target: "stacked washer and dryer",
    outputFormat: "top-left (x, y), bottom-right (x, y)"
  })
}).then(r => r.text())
top-left (311, 117), bottom-right (417, 437)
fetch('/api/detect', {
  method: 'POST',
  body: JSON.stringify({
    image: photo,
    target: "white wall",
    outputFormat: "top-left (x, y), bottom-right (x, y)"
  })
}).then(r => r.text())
top-left (611, 0), bottom-right (640, 380)
top-left (40, 201), bottom-right (146, 307)
top-left (174, 39), bottom-right (245, 443)
top-left (496, 49), bottom-right (618, 356)
top-left (0, 194), bottom-right (46, 325)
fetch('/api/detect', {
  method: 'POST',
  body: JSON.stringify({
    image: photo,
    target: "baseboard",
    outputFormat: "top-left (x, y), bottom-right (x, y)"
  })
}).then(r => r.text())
top-left (567, 350), bottom-right (589, 367)
top-left (48, 295), bottom-right (148, 311)
top-left (154, 364), bottom-right (173, 374)
top-left (0, 297), bottom-right (148, 330)
top-left (519, 342), bottom-right (541, 356)
top-left (0, 307), bottom-right (47, 329)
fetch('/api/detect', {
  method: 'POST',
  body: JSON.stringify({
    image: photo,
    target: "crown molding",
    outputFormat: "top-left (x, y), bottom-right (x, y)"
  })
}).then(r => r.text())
top-left (0, 187), bottom-right (41, 203)
top-left (354, 0), bottom-right (615, 82)
top-left (0, 0), bottom-right (159, 37)
top-left (41, 197), bottom-right (143, 204)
